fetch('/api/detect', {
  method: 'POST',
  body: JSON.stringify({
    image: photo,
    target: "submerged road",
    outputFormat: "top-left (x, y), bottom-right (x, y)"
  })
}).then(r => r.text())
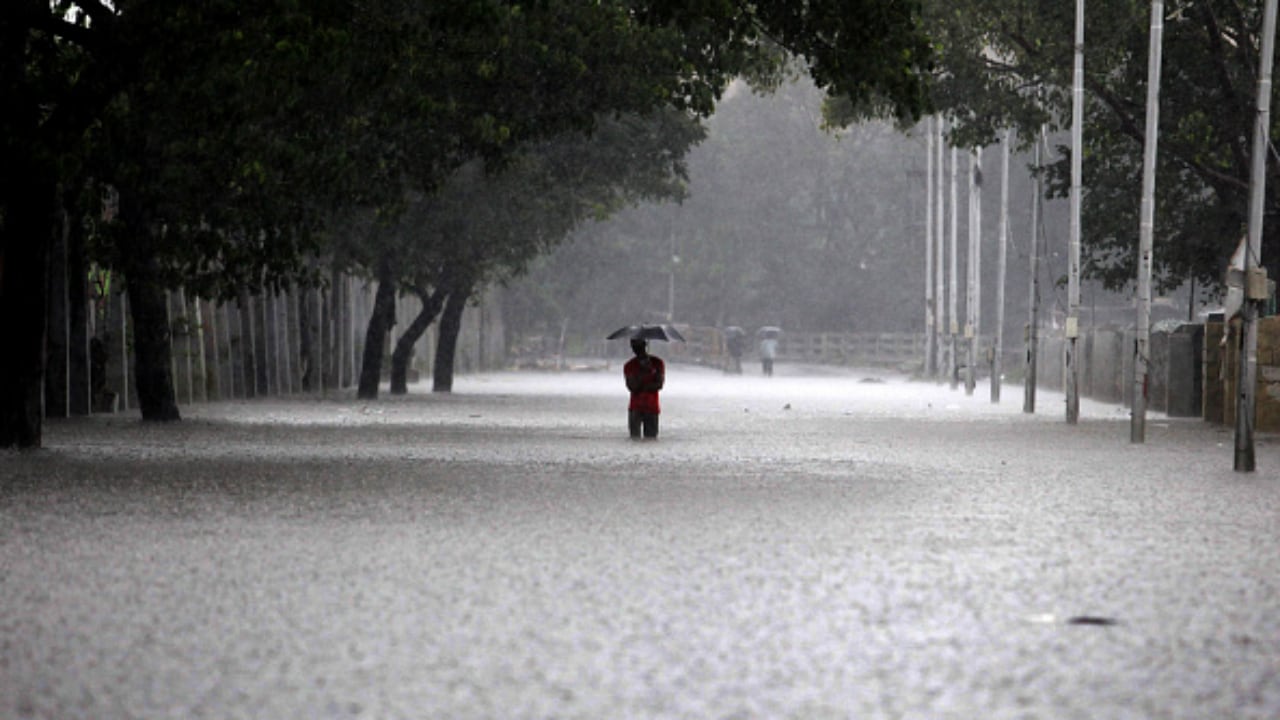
top-left (3, 366), bottom-right (1279, 719)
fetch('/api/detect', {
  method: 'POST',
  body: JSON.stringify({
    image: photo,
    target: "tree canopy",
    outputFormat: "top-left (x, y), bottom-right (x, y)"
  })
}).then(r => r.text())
top-left (915, 0), bottom-right (1280, 293)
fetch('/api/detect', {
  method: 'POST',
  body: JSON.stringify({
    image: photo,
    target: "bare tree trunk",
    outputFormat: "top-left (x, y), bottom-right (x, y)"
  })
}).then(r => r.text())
top-left (0, 178), bottom-right (54, 448)
top-left (299, 285), bottom-right (315, 391)
top-left (357, 259), bottom-right (397, 399)
top-left (254, 291), bottom-right (270, 395)
top-left (67, 202), bottom-right (91, 416)
top-left (390, 286), bottom-right (447, 394)
top-left (122, 257), bottom-right (180, 421)
top-left (433, 286), bottom-right (471, 393)
top-left (45, 195), bottom-right (69, 418)
top-left (323, 267), bottom-right (338, 389)
top-left (237, 289), bottom-right (257, 398)
top-left (201, 299), bottom-right (220, 401)
top-left (344, 276), bottom-right (357, 387)
top-left (283, 287), bottom-right (298, 394)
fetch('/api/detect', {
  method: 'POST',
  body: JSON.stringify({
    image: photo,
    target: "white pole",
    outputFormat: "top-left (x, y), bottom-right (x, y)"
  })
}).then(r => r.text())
top-left (966, 147), bottom-right (982, 396)
top-left (994, 129), bottom-right (1011, 403)
top-left (1133, 0), bottom-right (1166, 443)
top-left (1235, 0), bottom-right (1278, 472)
top-left (1066, 0), bottom-right (1085, 424)
top-left (935, 119), bottom-right (947, 383)
top-left (925, 118), bottom-right (937, 377)
top-left (1025, 126), bottom-right (1045, 414)
top-left (949, 144), bottom-right (960, 390)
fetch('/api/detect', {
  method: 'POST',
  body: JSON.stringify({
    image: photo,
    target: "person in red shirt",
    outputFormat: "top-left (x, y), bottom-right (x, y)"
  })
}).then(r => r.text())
top-left (624, 338), bottom-right (665, 439)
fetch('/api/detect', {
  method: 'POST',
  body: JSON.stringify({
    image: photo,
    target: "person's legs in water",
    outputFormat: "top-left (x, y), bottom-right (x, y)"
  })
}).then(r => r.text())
top-left (642, 413), bottom-right (659, 439)
top-left (628, 410), bottom-right (643, 439)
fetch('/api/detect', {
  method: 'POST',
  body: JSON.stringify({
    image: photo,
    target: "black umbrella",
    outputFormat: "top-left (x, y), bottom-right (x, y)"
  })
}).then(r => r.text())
top-left (606, 324), bottom-right (686, 342)
top-left (757, 326), bottom-right (782, 339)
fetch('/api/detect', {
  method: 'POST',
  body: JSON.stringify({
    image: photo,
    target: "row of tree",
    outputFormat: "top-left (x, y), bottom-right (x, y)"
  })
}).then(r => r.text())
top-left (913, 0), bottom-right (1280, 293)
top-left (513, 0), bottom-right (1279, 355)
top-left (1, 1), bottom-right (934, 448)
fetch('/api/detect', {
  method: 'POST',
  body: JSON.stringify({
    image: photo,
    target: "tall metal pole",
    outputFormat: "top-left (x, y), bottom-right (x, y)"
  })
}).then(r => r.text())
top-left (1235, 0), bottom-right (1278, 472)
top-left (949, 144), bottom-right (960, 390)
top-left (1066, 0), bottom-right (1085, 424)
top-left (935, 119), bottom-right (948, 382)
top-left (1025, 126), bottom-right (1045, 414)
top-left (667, 231), bottom-right (676, 322)
top-left (994, 130), bottom-right (1011, 403)
top-left (966, 147), bottom-right (982, 396)
top-left (1133, 0), bottom-right (1166, 443)
top-left (925, 118), bottom-right (937, 377)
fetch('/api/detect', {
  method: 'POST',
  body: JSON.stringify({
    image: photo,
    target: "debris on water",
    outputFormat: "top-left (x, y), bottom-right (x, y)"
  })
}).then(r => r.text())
top-left (1067, 616), bottom-right (1119, 627)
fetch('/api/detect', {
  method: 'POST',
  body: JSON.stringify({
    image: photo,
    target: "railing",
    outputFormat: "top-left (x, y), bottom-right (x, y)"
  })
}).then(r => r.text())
top-left (777, 332), bottom-right (928, 368)
top-left (592, 327), bottom-right (938, 370)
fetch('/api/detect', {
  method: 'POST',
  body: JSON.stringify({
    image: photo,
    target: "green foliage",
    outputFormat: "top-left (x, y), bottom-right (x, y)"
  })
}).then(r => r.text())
top-left (922, 0), bottom-right (1280, 293)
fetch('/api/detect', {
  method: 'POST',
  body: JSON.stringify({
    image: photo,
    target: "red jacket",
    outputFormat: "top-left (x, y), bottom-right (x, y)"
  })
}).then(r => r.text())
top-left (624, 355), bottom-right (664, 414)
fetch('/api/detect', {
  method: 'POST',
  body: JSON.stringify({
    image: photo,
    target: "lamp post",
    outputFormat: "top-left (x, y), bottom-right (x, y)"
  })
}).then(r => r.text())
top-left (1235, 0), bottom-right (1279, 471)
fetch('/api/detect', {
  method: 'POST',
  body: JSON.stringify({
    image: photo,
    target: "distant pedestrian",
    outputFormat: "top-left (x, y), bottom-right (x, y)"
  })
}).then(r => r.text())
top-left (724, 328), bottom-right (744, 374)
top-left (624, 338), bottom-right (665, 439)
top-left (759, 335), bottom-right (778, 377)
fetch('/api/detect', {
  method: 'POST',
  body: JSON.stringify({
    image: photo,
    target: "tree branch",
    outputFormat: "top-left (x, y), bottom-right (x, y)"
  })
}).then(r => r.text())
top-left (1194, 2), bottom-right (1249, 176)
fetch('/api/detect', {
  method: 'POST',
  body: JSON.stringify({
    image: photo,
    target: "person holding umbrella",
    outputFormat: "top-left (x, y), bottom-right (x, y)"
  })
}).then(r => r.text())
top-left (607, 324), bottom-right (683, 440)
top-left (757, 326), bottom-right (781, 377)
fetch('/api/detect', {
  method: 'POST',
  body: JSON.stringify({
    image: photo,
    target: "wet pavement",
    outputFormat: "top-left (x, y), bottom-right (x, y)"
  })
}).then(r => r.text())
top-left (2, 364), bottom-right (1279, 719)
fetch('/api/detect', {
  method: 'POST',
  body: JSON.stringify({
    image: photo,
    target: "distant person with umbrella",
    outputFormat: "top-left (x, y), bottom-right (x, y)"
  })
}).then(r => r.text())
top-left (607, 324), bottom-right (684, 440)
top-left (723, 326), bottom-right (745, 374)
top-left (757, 326), bottom-right (781, 377)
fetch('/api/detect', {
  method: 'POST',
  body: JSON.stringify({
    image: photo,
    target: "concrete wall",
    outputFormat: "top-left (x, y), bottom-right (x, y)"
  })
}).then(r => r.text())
top-left (1036, 324), bottom-right (1201, 418)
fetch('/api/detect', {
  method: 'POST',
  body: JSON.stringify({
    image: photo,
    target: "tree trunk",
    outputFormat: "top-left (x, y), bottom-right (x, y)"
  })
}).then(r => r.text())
top-left (326, 266), bottom-right (341, 389)
top-left (253, 291), bottom-right (270, 395)
top-left (357, 259), bottom-right (397, 399)
top-left (236, 289), bottom-right (257, 398)
top-left (433, 286), bottom-right (471, 393)
top-left (122, 255), bottom-right (180, 421)
top-left (44, 197), bottom-right (69, 418)
top-left (299, 285), bottom-right (315, 391)
top-left (0, 179), bottom-right (55, 448)
top-left (67, 207), bottom-right (91, 415)
top-left (390, 286), bottom-right (447, 394)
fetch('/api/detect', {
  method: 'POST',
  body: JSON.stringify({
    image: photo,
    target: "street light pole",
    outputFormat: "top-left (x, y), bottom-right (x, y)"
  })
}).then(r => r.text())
top-left (1235, 0), bottom-right (1278, 472)
top-left (1066, 0), bottom-right (1085, 424)
top-left (966, 147), bottom-right (982, 396)
top-left (936, 119), bottom-right (948, 382)
top-left (1025, 127), bottom-right (1044, 413)
top-left (667, 232), bottom-right (677, 323)
top-left (925, 117), bottom-right (937, 377)
top-left (1133, 0), bottom-right (1166, 444)
top-left (994, 129), bottom-right (1011, 403)
top-left (949, 144), bottom-right (960, 390)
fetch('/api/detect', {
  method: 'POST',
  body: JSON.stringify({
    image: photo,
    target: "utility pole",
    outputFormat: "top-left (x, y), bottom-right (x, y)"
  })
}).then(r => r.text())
top-left (925, 117), bottom-right (937, 377)
top-left (949, 144), bottom-right (960, 390)
top-left (1235, 0), bottom-right (1278, 472)
top-left (966, 147), bottom-right (982, 396)
top-left (994, 130), bottom-right (1011, 403)
top-left (667, 231), bottom-right (677, 323)
top-left (1132, 0), bottom-right (1166, 443)
top-left (1066, 0), bottom-right (1085, 424)
top-left (1025, 126), bottom-right (1045, 414)
top-left (935, 119), bottom-right (947, 382)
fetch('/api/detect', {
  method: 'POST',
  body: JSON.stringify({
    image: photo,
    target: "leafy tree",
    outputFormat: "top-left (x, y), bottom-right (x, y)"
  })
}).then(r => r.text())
top-left (2, 0), bottom-right (937, 447)
top-left (915, 0), bottom-right (1280, 295)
